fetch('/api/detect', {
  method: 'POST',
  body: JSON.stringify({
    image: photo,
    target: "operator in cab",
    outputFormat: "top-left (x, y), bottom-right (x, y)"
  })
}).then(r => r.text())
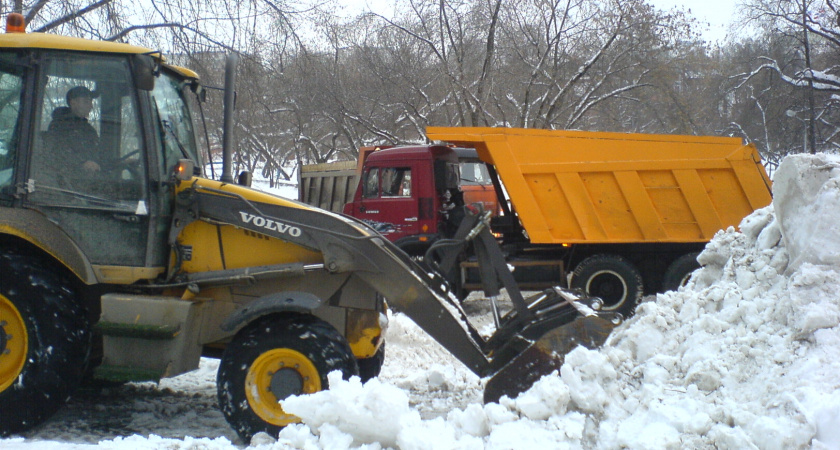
top-left (48, 86), bottom-right (101, 174)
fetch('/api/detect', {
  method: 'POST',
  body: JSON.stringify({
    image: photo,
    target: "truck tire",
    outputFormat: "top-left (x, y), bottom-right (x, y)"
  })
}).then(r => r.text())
top-left (0, 250), bottom-right (91, 436)
top-left (661, 252), bottom-right (701, 292)
top-left (217, 314), bottom-right (359, 441)
top-left (570, 254), bottom-right (643, 318)
top-left (357, 342), bottom-right (386, 382)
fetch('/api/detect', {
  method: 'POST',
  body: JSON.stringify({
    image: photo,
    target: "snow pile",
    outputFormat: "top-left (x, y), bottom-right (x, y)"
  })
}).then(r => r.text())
top-left (269, 153), bottom-right (840, 449)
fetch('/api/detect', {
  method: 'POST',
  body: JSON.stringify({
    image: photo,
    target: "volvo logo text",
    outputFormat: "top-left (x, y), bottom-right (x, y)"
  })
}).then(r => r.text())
top-left (239, 212), bottom-right (302, 237)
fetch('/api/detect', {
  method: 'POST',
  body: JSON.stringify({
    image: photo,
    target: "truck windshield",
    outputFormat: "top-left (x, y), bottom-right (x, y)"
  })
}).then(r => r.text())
top-left (459, 162), bottom-right (491, 186)
top-left (151, 69), bottom-right (200, 177)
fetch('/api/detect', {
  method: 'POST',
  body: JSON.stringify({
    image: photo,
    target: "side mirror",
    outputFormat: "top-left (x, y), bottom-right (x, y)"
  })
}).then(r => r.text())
top-left (132, 54), bottom-right (156, 91)
top-left (191, 81), bottom-right (207, 102)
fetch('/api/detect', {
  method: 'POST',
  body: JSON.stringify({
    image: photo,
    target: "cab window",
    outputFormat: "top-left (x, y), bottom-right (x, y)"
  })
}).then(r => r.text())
top-left (28, 52), bottom-right (146, 209)
top-left (0, 51), bottom-right (23, 193)
top-left (150, 69), bottom-right (200, 177)
top-left (381, 167), bottom-right (411, 197)
top-left (459, 162), bottom-right (491, 186)
top-left (363, 168), bottom-right (379, 198)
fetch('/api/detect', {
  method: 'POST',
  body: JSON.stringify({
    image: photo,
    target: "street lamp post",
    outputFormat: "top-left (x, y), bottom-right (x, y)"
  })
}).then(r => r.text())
top-left (786, 109), bottom-right (811, 153)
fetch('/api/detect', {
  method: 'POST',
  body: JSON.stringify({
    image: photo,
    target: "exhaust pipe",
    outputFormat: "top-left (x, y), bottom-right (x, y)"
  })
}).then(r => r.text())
top-left (220, 53), bottom-right (238, 183)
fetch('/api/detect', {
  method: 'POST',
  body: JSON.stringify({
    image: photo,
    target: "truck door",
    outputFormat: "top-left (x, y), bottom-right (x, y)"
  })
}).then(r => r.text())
top-left (24, 52), bottom-right (151, 268)
top-left (357, 165), bottom-right (419, 241)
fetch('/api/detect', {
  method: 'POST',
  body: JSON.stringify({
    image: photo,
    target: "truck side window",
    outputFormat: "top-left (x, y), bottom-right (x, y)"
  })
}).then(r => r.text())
top-left (363, 168), bottom-right (379, 198)
top-left (381, 167), bottom-right (411, 197)
top-left (434, 160), bottom-right (460, 191)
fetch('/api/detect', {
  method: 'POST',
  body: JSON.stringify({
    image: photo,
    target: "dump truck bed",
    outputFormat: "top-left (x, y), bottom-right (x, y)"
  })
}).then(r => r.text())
top-left (298, 160), bottom-right (359, 213)
top-left (426, 126), bottom-right (773, 245)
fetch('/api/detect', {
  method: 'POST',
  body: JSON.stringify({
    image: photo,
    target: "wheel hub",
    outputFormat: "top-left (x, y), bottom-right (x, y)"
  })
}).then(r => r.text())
top-left (245, 348), bottom-right (321, 426)
top-left (588, 270), bottom-right (627, 309)
top-left (0, 295), bottom-right (28, 392)
top-left (269, 367), bottom-right (304, 400)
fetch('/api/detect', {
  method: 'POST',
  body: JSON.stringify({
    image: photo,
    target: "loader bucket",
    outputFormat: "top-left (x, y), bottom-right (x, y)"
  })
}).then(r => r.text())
top-left (483, 305), bottom-right (619, 404)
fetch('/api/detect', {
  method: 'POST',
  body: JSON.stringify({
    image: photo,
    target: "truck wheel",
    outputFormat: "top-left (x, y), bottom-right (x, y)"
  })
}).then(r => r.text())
top-left (217, 314), bottom-right (359, 441)
top-left (0, 251), bottom-right (90, 436)
top-left (570, 254), bottom-right (643, 317)
top-left (661, 252), bottom-right (701, 292)
top-left (357, 342), bottom-right (386, 382)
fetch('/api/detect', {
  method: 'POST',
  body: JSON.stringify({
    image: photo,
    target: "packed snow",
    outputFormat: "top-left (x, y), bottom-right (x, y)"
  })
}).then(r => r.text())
top-left (4, 153), bottom-right (840, 449)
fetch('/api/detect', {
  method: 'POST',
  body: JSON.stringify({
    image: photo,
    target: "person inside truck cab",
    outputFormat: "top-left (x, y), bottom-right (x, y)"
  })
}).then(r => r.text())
top-left (48, 86), bottom-right (101, 173)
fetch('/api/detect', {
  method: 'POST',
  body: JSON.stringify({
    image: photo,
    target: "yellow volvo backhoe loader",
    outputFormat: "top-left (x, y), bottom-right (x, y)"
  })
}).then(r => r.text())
top-left (0, 14), bottom-right (616, 440)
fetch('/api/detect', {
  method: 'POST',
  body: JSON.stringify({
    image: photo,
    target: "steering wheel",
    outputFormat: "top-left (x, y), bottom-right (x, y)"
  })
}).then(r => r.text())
top-left (106, 150), bottom-right (142, 181)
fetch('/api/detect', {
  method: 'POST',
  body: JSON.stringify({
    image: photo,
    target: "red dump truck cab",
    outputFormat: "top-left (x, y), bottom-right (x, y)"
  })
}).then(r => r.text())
top-left (343, 145), bottom-right (461, 254)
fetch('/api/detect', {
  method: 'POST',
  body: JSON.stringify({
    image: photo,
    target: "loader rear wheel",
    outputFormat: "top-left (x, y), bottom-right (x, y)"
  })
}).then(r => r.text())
top-left (0, 251), bottom-right (90, 436)
top-left (661, 252), bottom-right (701, 292)
top-left (571, 254), bottom-right (643, 318)
top-left (217, 314), bottom-right (359, 441)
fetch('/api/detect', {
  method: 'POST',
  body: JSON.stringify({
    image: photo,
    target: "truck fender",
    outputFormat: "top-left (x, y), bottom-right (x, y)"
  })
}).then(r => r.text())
top-left (220, 291), bottom-right (323, 332)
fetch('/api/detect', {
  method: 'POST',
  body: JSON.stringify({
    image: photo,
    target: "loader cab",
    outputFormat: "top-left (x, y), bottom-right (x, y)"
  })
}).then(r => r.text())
top-left (0, 37), bottom-right (203, 278)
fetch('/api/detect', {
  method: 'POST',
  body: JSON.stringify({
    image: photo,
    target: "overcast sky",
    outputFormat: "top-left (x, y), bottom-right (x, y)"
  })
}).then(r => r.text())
top-left (337, 0), bottom-right (738, 43)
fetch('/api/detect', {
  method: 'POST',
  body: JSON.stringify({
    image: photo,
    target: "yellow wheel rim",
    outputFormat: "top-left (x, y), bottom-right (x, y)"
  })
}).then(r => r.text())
top-left (0, 294), bottom-right (27, 392)
top-left (245, 348), bottom-right (322, 426)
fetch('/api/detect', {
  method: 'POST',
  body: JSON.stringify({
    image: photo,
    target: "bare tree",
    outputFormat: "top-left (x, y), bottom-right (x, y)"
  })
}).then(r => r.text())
top-left (739, 0), bottom-right (840, 153)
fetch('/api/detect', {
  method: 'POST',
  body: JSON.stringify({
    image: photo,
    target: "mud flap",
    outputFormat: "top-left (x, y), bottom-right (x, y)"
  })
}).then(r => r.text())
top-left (483, 313), bottom-right (618, 404)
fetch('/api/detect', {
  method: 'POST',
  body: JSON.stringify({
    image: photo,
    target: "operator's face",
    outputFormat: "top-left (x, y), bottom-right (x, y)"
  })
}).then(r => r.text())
top-left (69, 95), bottom-right (93, 118)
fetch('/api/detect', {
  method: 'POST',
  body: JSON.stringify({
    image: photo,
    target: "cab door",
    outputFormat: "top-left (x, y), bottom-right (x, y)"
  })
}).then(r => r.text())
top-left (356, 165), bottom-right (419, 241)
top-left (24, 52), bottom-right (152, 269)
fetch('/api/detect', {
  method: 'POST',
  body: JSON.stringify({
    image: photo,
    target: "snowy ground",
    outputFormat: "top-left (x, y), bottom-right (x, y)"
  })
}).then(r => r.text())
top-left (4, 153), bottom-right (840, 449)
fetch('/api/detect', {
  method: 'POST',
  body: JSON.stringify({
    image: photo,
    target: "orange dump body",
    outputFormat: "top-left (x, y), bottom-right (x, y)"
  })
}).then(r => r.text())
top-left (426, 126), bottom-right (773, 245)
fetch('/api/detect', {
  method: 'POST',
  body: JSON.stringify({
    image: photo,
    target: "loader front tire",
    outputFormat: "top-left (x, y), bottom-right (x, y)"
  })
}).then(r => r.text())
top-left (217, 314), bottom-right (359, 441)
top-left (571, 254), bottom-right (643, 318)
top-left (0, 251), bottom-right (90, 436)
top-left (661, 252), bottom-right (701, 292)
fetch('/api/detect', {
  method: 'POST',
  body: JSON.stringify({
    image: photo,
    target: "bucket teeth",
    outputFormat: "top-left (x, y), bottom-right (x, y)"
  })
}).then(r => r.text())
top-left (484, 313), bottom-right (618, 404)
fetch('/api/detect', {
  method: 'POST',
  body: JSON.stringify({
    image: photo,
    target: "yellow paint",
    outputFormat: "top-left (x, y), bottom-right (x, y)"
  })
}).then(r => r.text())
top-left (0, 32), bottom-right (154, 54)
top-left (346, 309), bottom-right (383, 359)
top-left (426, 126), bottom-right (773, 244)
top-left (0, 294), bottom-right (28, 392)
top-left (91, 266), bottom-right (164, 284)
top-left (0, 223), bottom-right (84, 281)
top-left (245, 348), bottom-right (321, 426)
top-left (0, 33), bottom-right (197, 80)
top-left (176, 179), bottom-right (328, 273)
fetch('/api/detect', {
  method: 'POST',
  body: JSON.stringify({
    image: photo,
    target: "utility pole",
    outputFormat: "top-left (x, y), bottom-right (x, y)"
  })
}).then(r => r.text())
top-left (802, 0), bottom-right (817, 154)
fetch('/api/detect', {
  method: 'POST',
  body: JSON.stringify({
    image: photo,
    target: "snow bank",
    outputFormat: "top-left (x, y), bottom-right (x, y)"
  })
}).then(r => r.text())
top-left (269, 153), bottom-right (840, 449)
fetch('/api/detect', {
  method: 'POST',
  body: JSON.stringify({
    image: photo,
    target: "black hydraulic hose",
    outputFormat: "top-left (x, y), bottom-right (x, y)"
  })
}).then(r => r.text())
top-left (424, 238), bottom-right (466, 268)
